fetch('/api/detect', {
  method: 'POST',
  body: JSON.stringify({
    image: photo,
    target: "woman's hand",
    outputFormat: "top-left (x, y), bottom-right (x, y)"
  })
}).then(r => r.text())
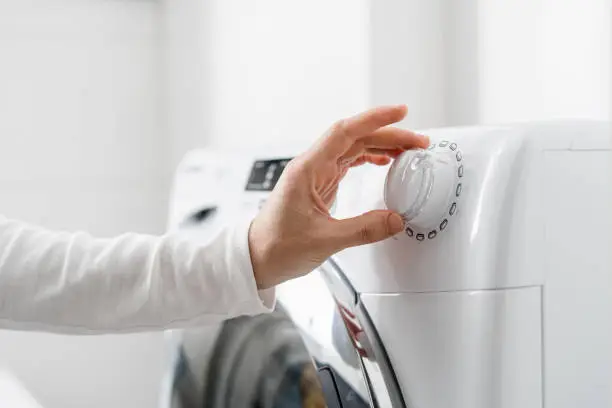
top-left (248, 105), bottom-right (429, 289)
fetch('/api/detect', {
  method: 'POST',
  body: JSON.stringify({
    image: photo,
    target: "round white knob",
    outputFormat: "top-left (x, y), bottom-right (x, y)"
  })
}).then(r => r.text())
top-left (384, 142), bottom-right (463, 238)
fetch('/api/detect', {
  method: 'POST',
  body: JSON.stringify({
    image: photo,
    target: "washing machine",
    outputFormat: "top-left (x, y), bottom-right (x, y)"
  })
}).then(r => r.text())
top-left (303, 120), bottom-right (612, 408)
top-left (161, 148), bottom-right (238, 408)
top-left (163, 120), bottom-right (612, 408)
top-left (162, 144), bottom-right (360, 408)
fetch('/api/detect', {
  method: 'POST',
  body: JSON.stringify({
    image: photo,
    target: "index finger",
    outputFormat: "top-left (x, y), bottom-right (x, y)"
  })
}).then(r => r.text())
top-left (343, 105), bottom-right (408, 137)
top-left (309, 105), bottom-right (409, 161)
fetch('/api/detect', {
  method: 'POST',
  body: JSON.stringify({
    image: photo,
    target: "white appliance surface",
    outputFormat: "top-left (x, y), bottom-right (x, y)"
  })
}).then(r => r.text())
top-left (332, 120), bottom-right (610, 294)
top-left (361, 288), bottom-right (542, 407)
top-left (328, 120), bottom-right (612, 407)
top-left (0, 370), bottom-right (44, 408)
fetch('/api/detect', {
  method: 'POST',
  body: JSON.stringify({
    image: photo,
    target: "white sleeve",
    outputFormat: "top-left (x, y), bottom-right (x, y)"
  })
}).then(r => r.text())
top-left (0, 215), bottom-right (275, 334)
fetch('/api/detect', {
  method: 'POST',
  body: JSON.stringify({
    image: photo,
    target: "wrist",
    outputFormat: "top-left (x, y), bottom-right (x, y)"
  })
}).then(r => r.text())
top-left (247, 219), bottom-right (277, 290)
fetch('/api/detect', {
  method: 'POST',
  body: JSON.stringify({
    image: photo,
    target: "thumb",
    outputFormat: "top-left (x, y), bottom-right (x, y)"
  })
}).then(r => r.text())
top-left (331, 210), bottom-right (405, 250)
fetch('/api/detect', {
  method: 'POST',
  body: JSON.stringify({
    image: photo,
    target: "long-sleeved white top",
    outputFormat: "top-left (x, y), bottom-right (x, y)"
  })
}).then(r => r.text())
top-left (0, 215), bottom-right (275, 334)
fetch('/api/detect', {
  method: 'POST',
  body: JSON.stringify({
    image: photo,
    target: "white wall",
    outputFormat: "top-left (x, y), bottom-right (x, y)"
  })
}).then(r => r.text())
top-left (165, 0), bottom-right (611, 156)
top-left (161, 0), bottom-right (213, 169)
top-left (477, 0), bottom-right (611, 123)
top-left (0, 1), bottom-right (169, 235)
top-left (536, 0), bottom-right (611, 121)
top-left (163, 0), bottom-right (369, 156)
top-left (0, 2), bottom-right (168, 407)
top-left (371, 0), bottom-right (611, 128)
top-left (369, 0), bottom-right (448, 129)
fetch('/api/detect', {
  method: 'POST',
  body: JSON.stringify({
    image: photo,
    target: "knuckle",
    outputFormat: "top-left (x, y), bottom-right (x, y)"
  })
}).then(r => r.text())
top-left (285, 157), bottom-right (311, 176)
top-left (359, 225), bottom-right (377, 244)
top-left (383, 214), bottom-right (394, 236)
top-left (284, 157), bottom-right (300, 173)
top-left (294, 159), bottom-right (317, 180)
top-left (332, 118), bottom-right (347, 133)
top-left (357, 213), bottom-right (389, 244)
top-left (331, 119), bottom-right (351, 140)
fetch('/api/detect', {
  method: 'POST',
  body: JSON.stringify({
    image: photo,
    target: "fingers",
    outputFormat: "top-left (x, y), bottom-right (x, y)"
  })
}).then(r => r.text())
top-left (366, 148), bottom-right (405, 158)
top-left (342, 105), bottom-right (408, 137)
top-left (339, 127), bottom-right (429, 164)
top-left (310, 105), bottom-right (412, 161)
top-left (361, 127), bottom-right (429, 150)
top-left (350, 153), bottom-right (391, 167)
top-left (362, 154), bottom-right (391, 166)
top-left (328, 210), bottom-right (404, 250)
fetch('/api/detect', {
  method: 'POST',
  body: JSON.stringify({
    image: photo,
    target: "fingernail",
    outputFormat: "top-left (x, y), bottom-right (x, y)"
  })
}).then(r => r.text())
top-left (387, 213), bottom-right (405, 235)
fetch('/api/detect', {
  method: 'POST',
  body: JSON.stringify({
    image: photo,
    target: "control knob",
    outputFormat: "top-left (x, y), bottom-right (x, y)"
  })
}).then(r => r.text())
top-left (384, 141), bottom-right (463, 239)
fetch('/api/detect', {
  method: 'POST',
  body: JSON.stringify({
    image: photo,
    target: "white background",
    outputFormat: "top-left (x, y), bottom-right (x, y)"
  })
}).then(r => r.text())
top-left (0, 0), bottom-right (610, 407)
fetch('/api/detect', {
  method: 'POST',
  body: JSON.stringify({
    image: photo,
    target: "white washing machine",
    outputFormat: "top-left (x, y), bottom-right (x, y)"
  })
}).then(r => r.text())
top-left (163, 120), bottom-right (612, 408)
top-left (302, 120), bottom-right (612, 408)
top-left (162, 145), bottom-right (344, 408)
top-left (161, 148), bottom-right (238, 408)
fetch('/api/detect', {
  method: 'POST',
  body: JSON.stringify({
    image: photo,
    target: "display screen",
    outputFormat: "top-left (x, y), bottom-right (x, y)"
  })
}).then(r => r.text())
top-left (245, 158), bottom-right (293, 191)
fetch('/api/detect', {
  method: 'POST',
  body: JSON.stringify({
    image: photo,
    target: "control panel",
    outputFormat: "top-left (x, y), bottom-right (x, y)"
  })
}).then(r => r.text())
top-left (245, 158), bottom-right (292, 191)
top-left (243, 157), bottom-right (294, 212)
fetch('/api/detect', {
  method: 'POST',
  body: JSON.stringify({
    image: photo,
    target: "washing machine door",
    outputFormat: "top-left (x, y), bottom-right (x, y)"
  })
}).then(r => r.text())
top-left (277, 263), bottom-right (405, 408)
top-left (197, 300), bottom-right (372, 408)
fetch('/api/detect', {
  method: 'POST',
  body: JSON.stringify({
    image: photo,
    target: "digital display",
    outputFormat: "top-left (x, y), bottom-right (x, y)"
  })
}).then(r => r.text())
top-left (245, 158), bottom-right (293, 191)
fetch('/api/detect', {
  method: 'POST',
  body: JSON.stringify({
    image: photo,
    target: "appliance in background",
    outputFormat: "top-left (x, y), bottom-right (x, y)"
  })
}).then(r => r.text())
top-left (162, 120), bottom-right (611, 408)
top-left (162, 147), bottom-right (363, 408)
top-left (161, 149), bottom-right (232, 408)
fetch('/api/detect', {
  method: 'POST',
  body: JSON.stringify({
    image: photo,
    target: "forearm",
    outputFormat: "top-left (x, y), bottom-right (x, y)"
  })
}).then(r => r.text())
top-left (0, 216), bottom-right (274, 334)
